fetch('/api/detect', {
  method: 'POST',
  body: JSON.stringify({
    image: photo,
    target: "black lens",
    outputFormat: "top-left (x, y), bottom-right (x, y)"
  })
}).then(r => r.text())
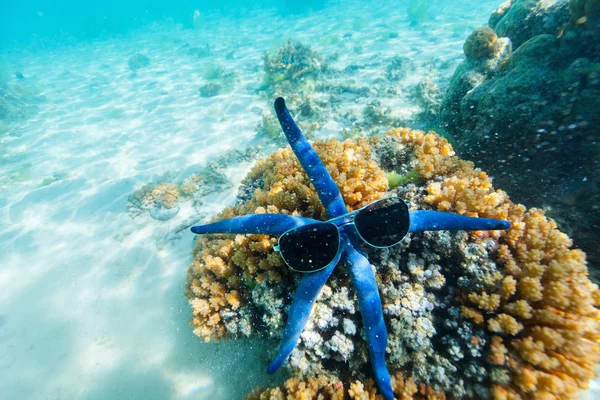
top-left (278, 223), bottom-right (339, 272)
top-left (354, 197), bottom-right (409, 247)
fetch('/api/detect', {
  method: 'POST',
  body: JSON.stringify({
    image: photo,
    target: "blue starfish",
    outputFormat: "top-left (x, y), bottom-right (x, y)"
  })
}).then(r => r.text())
top-left (191, 97), bottom-right (510, 399)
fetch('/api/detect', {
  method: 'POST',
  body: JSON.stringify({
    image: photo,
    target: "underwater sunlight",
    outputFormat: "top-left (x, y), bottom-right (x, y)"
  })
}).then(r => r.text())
top-left (1, 0), bottom-right (599, 399)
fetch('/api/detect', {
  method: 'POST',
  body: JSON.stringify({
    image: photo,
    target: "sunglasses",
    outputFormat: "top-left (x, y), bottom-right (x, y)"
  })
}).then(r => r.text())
top-left (273, 197), bottom-right (409, 273)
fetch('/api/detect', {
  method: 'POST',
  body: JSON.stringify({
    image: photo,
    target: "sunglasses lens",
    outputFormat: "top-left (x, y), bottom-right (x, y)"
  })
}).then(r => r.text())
top-left (354, 197), bottom-right (409, 247)
top-left (279, 223), bottom-right (339, 273)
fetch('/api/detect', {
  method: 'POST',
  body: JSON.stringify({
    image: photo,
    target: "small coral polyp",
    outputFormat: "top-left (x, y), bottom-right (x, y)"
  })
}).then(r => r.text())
top-left (185, 129), bottom-right (600, 399)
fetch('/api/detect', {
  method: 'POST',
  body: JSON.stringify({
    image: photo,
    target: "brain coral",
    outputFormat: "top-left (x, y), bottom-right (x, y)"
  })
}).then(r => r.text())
top-left (185, 129), bottom-right (600, 399)
top-left (463, 27), bottom-right (499, 59)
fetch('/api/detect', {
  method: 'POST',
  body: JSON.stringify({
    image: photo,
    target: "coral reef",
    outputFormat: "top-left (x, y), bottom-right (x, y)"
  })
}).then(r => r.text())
top-left (439, 29), bottom-right (511, 134)
top-left (255, 93), bottom-right (330, 141)
top-left (186, 128), bottom-right (600, 398)
top-left (246, 375), bottom-right (344, 400)
top-left (408, 73), bottom-right (442, 126)
top-left (400, 128), bottom-right (600, 398)
top-left (128, 148), bottom-right (259, 219)
top-left (362, 100), bottom-right (405, 131)
top-left (261, 39), bottom-right (327, 92)
top-left (246, 372), bottom-right (444, 399)
top-left (186, 138), bottom-right (388, 341)
top-left (338, 100), bottom-right (407, 139)
top-left (386, 56), bottom-right (413, 81)
top-left (179, 164), bottom-right (230, 206)
top-left (128, 53), bottom-right (150, 70)
top-left (439, 0), bottom-right (600, 277)
top-left (127, 182), bottom-right (180, 220)
top-left (489, 1), bottom-right (513, 29)
top-left (255, 39), bottom-right (334, 141)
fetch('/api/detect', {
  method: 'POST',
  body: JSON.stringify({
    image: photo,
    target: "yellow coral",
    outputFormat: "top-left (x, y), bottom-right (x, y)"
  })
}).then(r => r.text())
top-left (246, 375), bottom-right (344, 400)
top-left (500, 275), bottom-right (517, 299)
top-left (249, 372), bottom-right (444, 400)
top-left (461, 305), bottom-right (485, 325)
top-left (489, 336), bottom-right (508, 365)
top-left (189, 128), bottom-right (600, 398)
top-left (147, 182), bottom-right (179, 208)
top-left (503, 299), bottom-right (533, 319)
top-left (518, 276), bottom-right (544, 302)
top-left (488, 313), bottom-right (523, 335)
top-left (128, 181), bottom-right (181, 215)
top-left (387, 127), bottom-right (600, 399)
top-left (186, 138), bottom-right (389, 341)
top-left (469, 292), bottom-right (501, 312)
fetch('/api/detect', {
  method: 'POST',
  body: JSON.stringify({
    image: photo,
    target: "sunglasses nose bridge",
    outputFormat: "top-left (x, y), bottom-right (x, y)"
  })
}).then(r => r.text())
top-left (337, 219), bottom-right (353, 227)
top-left (337, 220), bottom-right (357, 237)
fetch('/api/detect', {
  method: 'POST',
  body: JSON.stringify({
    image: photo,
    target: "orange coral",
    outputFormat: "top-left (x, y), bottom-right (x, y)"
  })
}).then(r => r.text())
top-left (246, 375), bottom-right (344, 400)
top-left (503, 299), bottom-right (533, 320)
top-left (468, 292), bottom-right (501, 312)
top-left (150, 182), bottom-right (180, 208)
top-left (461, 305), bottom-right (485, 325)
top-left (185, 138), bottom-right (389, 341)
top-left (179, 173), bottom-right (202, 196)
top-left (248, 372), bottom-right (444, 400)
top-left (385, 128), bottom-right (600, 399)
top-left (500, 275), bottom-right (517, 299)
top-left (244, 138), bottom-right (389, 214)
top-left (189, 127), bottom-right (600, 397)
top-left (127, 181), bottom-right (180, 216)
top-left (487, 314), bottom-right (523, 336)
top-left (489, 336), bottom-right (508, 365)
top-left (390, 371), bottom-right (446, 400)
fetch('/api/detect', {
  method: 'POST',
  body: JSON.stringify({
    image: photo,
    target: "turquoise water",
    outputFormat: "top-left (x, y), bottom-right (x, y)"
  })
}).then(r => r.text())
top-left (1, 1), bottom-right (599, 399)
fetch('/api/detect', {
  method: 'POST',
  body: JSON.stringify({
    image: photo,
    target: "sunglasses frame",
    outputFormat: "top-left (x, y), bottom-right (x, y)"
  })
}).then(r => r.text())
top-left (274, 197), bottom-right (410, 273)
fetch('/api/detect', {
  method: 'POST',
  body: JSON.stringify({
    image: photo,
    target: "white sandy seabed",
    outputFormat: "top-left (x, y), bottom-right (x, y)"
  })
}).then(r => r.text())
top-left (0, 1), bottom-right (599, 399)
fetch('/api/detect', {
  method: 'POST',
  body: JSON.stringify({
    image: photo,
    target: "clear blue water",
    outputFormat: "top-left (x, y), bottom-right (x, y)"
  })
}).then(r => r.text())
top-left (0, 0), bottom-right (327, 43)
top-left (1, 1), bottom-right (598, 399)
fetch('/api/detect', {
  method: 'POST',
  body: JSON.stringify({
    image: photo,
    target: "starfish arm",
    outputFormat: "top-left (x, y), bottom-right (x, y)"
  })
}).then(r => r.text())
top-left (344, 233), bottom-right (394, 400)
top-left (266, 248), bottom-right (343, 374)
top-left (190, 214), bottom-right (317, 236)
top-left (409, 210), bottom-right (510, 233)
top-left (274, 97), bottom-right (347, 218)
